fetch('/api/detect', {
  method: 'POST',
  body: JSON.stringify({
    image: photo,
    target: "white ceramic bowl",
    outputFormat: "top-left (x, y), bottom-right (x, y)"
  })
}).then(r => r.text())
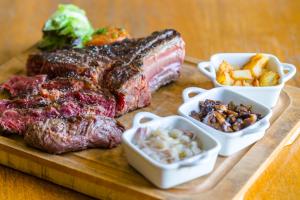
top-left (198, 53), bottom-right (296, 108)
top-left (122, 112), bottom-right (220, 189)
top-left (178, 87), bottom-right (272, 156)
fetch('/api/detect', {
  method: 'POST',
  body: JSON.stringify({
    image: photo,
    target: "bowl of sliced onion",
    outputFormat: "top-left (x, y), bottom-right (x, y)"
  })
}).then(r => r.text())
top-left (122, 112), bottom-right (220, 189)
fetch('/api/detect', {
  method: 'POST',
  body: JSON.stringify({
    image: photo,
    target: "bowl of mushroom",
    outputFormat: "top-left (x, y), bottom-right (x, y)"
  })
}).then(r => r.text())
top-left (198, 53), bottom-right (296, 108)
top-left (178, 87), bottom-right (272, 156)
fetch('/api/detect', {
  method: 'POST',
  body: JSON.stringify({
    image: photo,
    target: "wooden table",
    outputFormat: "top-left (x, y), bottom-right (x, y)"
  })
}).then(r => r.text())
top-left (0, 0), bottom-right (299, 199)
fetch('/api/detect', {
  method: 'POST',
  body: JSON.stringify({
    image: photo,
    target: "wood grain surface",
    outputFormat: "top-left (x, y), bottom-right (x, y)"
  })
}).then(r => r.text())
top-left (0, 0), bottom-right (299, 199)
top-left (1, 55), bottom-right (298, 199)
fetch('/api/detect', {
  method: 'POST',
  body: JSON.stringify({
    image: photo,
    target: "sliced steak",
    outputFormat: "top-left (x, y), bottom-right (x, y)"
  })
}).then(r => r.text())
top-left (0, 75), bottom-right (116, 135)
top-left (1, 88), bottom-right (115, 114)
top-left (0, 96), bottom-right (50, 111)
top-left (0, 75), bottom-right (47, 97)
top-left (1, 75), bottom-right (97, 98)
top-left (24, 116), bottom-right (124, 154)
top-left (0, 99), bottom-right (115, 135)
top-left (0, 86), bottom-right (116, 134)
top-left (63, 90), bottom-right (116, 117)
top-left (0, 76), bottom-right (116, 118)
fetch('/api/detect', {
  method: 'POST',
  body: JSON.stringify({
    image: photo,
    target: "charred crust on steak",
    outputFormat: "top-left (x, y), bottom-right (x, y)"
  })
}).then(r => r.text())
top-left (102, 61), bottom-right (142, 91)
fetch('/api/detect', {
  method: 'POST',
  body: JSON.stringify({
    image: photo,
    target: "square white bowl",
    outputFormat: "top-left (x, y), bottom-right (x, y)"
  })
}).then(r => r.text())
top-left (122, 112), bottom-right (220, 189)
top-left (198, 53), bottom-right (296, 108)
top-left (178, 87), bottom-right (272, 156)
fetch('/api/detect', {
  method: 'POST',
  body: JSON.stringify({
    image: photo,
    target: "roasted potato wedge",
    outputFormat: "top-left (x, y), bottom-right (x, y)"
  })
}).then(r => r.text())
top-left (259, 70), bottom-right (280, 86)
top-left (230, 69), bottom-right (253, 80)
top-left (243, 54), bottom-right (269, 78)
top-left (242, 80), bottom-right (252, 86)
top-left (217, 61), bottom-right (235, 85)
top-left (233, 80), bottom-right (243, 86)
top-left (252, 79), bottom-right (260, 87)
top-left (217, 71), bottom-right (234, 85)
top-left (218, 61), bottom-right (233, 72)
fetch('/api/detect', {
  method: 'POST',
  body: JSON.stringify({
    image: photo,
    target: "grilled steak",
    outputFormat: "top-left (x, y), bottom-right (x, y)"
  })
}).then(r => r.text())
top-left (27, 29), bottom-right (185, 114)
top-left (24, 116), bottom-right (124, 154)
top-left (0, 29), bottom-right (185, 153)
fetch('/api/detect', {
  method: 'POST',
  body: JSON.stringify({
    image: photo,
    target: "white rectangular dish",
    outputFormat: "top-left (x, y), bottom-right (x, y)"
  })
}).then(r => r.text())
top-left (178, 87), bottom-right (272, 156)
top-left (122, 112), bottom-right (220, 189)
top-left (198, 53), bottom-right (296, 108)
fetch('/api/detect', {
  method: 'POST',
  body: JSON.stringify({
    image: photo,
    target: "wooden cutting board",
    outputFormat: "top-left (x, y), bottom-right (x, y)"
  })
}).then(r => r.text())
top-left (0, 51), bottom-right (299, 200)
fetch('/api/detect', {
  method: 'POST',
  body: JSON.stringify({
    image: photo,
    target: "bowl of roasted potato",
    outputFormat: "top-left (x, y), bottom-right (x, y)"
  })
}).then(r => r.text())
top-left (198, 53), bottom-right (296, 108)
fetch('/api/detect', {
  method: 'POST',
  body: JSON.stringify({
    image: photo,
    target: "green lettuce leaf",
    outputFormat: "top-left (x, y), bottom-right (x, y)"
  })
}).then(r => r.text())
top-left (38, 4), bottom-right (94, 50)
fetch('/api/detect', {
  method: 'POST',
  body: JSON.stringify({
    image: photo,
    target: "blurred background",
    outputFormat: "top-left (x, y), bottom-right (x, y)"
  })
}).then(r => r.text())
top-left (0, 0), bottom-right (299, 199)
top-left (0, 1), bottom-right (299, 75)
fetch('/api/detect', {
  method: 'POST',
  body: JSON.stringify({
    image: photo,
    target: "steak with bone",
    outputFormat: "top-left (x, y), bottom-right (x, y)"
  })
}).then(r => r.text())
top-left (27, 29), bottom-right (185, 115)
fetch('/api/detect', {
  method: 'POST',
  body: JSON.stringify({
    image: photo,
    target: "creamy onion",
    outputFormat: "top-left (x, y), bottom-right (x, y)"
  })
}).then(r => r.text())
top-left (133, 127), bottom-right (202, 164)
